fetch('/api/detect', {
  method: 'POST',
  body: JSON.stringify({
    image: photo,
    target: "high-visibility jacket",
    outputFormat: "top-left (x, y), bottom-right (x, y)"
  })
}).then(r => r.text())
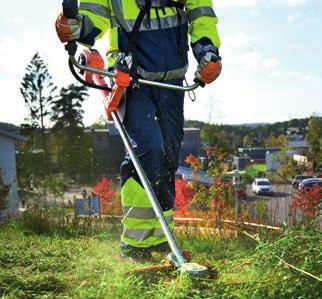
top-left (79, 0), bottom-right (221, 81)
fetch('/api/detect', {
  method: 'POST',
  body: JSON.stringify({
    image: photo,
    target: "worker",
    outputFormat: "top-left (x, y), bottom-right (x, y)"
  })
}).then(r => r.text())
top-left (56, 0), bottom-right (221, 260)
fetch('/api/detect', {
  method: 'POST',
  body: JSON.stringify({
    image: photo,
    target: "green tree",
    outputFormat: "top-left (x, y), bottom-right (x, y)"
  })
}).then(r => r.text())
top-left (243, 135), bottom-right (253, 147)
top-left (20, 52), bottom-right (57, 153)
top-left (51, 84), bottom-right (88, 130)
top-left (17, 123), bottom-right (47, 184)
top-left (276, 138), bottom-right (297, 179)
top-left (50, 84), bottom-right (93, 180)
top-left (307, 116), bottom-right (322, 171)
top-left (201, 124), bottom-right (233, 154)
top-left (91, 115), bottom-right (107, 129)
top-left (0, 169), bottom-right (10, 211)
top-left (265, 133), bottom-right (287, 147)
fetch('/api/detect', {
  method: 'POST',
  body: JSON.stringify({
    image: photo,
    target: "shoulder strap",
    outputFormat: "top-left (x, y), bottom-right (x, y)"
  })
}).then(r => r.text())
top-left (125, 0), bottom-right (152, 90)
top-left (165, 1), bottom-right (184, 9)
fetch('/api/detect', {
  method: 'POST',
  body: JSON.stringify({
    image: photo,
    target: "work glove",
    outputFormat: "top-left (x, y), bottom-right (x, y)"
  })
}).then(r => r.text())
top-left (195, 52), bottom-right (222, 85)
top-left (55, 13), bottom-right (84, 43)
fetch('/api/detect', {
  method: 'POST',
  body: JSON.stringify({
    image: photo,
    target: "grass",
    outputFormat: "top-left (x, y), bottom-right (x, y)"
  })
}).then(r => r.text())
top-left (0, 219), bottom-right (257, 298)
top-left (245, 164), bottom-right (267, 179)
top-left (0, 215), bottom-right (320, 298)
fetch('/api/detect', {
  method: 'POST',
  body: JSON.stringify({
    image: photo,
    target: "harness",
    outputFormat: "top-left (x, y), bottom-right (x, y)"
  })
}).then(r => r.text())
top-left (125, 0), bottom-right (185, 91)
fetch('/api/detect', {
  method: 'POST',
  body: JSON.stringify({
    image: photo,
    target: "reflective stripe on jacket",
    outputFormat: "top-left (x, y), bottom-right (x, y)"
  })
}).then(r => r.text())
top-left (79, 0), bottom-right (220, 80)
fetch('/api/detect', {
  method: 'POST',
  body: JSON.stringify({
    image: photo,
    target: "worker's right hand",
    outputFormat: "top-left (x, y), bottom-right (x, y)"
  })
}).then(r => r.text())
top-left (55, 13), bottom-right (83, 43)
top-left (195, 52), bottom-right (222, 85)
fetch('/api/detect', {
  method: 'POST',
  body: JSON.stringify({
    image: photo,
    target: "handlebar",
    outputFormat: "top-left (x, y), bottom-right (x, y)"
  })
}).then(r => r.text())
top-left (62, 0), bottom-right (78, 18)
top-left (68, 55), bottom-right (200, 92)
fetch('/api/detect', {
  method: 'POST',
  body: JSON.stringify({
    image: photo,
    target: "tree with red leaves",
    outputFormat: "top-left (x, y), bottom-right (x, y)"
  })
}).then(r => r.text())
top-left (92, 177), bottom-right (116, 214)
top-left (292, 185), bottom-right (322, 224)
top-left (174, 179), bottom-right (196, 213)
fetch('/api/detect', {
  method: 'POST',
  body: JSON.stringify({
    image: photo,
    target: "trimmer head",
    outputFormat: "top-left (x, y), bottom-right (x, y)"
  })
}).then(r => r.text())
top-left (179, 262), bottom-right (209, 277)
top-left (167, 252), bottom-right (210, 277)
top-left (125, 254), bottom-right (217, 280)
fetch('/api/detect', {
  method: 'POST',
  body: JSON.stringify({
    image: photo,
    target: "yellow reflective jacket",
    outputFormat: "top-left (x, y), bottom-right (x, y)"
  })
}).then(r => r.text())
top-left (79, 0), bottom-right (221, 80)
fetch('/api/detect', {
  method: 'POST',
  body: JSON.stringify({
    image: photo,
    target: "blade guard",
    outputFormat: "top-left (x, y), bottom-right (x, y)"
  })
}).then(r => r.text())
top-left (82, 49), bottom-right (131, 121)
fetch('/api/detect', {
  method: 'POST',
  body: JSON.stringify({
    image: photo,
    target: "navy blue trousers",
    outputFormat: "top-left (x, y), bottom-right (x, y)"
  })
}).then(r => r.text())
top-left (120, 79), bottom-right (185, 211)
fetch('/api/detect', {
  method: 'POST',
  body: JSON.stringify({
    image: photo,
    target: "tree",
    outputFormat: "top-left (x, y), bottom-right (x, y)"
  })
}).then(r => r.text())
top-left (17, 123), bottom-right (48, 183)
top-left (50, 84), bottom-right (93, 179)
top-left (274, 135), bottom-right (299, 179)
top-left (0, 169), bottom-right (10, 211)
top-left (20, 52), bottom-right (57, 152)
top-left (185, 147), bottom-right (235, 228)
top-left (91, 115), bottom-right (108, 129)
top-left (51, 84), bottom-right (88, 130)
top-left (292, 185), bottom-right (322, 225)
top-left (175, 179), bottom-right (196, 213)
top-left (243, 135), bottom-right (253, 147)
top-left (307, 117), bottom-right (322, 171)
top-left (201, 124), bottom-right (233, 154)
top-left (265, 133), bottom-right (287, 147)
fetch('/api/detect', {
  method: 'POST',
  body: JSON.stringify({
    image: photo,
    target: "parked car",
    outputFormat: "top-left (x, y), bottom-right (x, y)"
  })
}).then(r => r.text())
top-left (298, 178), bottom-right (322, 192)
top-left (252, 178), bottom-right (273, 195)
top-left (291, 175), bottom-right (315, 187)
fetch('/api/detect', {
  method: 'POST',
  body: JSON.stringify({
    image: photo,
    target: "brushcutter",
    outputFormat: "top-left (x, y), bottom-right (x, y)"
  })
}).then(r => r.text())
top-left (62, 0), bottom-right (216, 277)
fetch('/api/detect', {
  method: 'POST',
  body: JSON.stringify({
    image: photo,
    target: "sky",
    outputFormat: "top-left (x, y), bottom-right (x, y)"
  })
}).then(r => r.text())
top-left (0, 0), bottom-right (321, 126)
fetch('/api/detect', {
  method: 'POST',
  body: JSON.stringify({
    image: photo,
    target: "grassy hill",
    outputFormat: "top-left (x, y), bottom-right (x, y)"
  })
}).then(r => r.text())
top-left (0, 215), bottom-right (320, 298)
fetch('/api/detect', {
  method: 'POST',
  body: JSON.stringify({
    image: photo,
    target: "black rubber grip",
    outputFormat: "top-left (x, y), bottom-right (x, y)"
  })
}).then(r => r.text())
top-left (211, 55), bottom-right (220, 63)
top-left (62, 0), bottom-right (78, 18)
top-left (194, 77), bottom-right (205, 88)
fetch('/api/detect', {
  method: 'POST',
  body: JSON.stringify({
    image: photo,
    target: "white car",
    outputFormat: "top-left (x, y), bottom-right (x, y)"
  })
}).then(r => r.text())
top-left (252, 178), bottom-right (273, 195)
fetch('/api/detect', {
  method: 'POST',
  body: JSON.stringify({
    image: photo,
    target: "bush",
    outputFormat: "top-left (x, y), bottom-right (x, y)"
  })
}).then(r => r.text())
top-left (291, 185), bottom-right (322, 226)
top-left (174, 179), bottom-right (196, 213)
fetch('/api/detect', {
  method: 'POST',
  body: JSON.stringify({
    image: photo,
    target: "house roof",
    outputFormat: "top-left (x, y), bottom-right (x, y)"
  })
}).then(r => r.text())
top-left (0, 123), bottom-right (27, 142)
top-left (176, 166), bottom-right (214, 186)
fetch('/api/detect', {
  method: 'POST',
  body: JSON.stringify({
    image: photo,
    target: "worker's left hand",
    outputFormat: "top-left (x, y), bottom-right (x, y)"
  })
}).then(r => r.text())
top-left (195, 52), bottom-right (222, 85)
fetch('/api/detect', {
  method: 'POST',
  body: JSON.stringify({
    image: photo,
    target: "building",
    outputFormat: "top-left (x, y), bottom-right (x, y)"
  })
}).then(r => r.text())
top-left (238, 147), bottom-right (280, 164)
top-left (285, 126), bottom-right (310, 166)
top-left (179, 128), bottom-right (201, 166)
top-left (233, 156), bottom-right (251, 170)
top-left (86, 126), bottom-right (202, 176)
top-left (266, 151), bottom-right (284, 171)
top-left (266, 128), bottom-right (310, 171)
top-left (0, 124), bottom-right (27, 220)
top-left (176, 166), bottom-right (213, 186)
top-left (287, 133), bottom-right (309, 155)
top-left (84, 125), bottom-right (125, 178)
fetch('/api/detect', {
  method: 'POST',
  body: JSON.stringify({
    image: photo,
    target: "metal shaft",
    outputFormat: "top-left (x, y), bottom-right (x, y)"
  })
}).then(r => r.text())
top-left (69, 56), bottom-right (199, 92)
top-left (112, 111), bottom-right (186, 267)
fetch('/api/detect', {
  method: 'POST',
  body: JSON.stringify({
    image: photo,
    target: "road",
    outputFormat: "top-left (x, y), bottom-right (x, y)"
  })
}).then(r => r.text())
top-left (242, 184), bottom-right (298, 226)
